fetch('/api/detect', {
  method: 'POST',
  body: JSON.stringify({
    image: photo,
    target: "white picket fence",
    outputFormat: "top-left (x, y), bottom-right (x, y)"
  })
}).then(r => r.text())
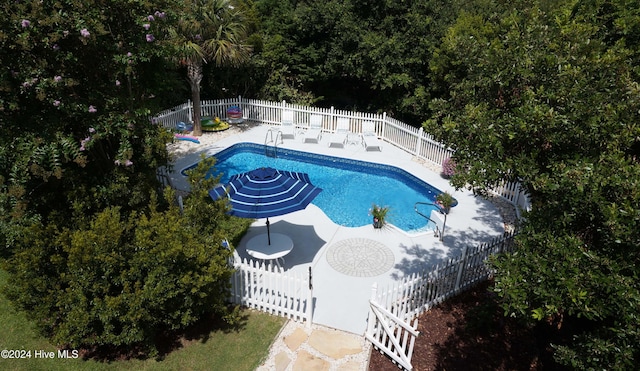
top-left (366, 293), bottom-right (419, 371)
top-left (365, 231), bottom-right (516, 369)
top-left (155, 97), bottom-right (439, 169)
top-left (154, 97), bottom-right (449, 165)
top-left (371, 231), bottom-right (516, 322)
top-left (153, 101), bottom-right (192, 126)
top-left (490, 179), bottom-right (530, 218)
top-left (156, 98), bottom-right (528, 368)
top-left (228, 257), bottom-right (313, 327)
top-left (154, 97), bottom-right (530, 213)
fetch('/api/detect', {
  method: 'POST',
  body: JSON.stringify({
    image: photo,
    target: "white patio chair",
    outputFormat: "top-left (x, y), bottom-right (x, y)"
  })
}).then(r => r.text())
top-left (278, 110), bottom-right (296, 139)
top-left (328, 117), bottom-right (350, 148)
top-left (362, 121), bottom-right (382, 151)
top-left (302, 114), bottom-right (323, 143)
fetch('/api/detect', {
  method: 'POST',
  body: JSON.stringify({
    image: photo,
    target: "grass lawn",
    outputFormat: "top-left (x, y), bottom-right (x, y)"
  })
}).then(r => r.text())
top-left (0, 269), bottom-right (285, 371)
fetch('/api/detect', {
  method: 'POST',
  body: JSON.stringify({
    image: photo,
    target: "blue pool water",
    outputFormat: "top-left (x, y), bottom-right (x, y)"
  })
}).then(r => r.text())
top-left (183, 143), bottom-right (441, 233)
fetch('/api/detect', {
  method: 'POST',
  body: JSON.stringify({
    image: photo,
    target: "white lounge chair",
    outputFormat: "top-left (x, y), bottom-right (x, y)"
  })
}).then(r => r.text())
top-left (278, 110), bottom-right (296, 139)
top-left (328, 117), bottom-right (350, 148)
top-left (302, 114), bottom-right (323, 143)
top-left (362, 121), bottom-right (382, 151)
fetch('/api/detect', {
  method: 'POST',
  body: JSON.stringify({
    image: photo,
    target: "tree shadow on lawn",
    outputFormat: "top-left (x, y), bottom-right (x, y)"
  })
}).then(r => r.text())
top-left (81, 307), bottom-right (249, 362)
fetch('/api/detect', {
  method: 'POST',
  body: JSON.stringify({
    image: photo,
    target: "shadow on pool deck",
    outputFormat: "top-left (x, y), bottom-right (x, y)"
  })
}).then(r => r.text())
top-left (169, 124), bottom-right (506, 335)
top-left (240, 220), bottom-right (328, 269)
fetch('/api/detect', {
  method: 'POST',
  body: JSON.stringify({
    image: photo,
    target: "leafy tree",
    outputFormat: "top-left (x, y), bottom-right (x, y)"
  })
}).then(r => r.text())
top-left (166, 0), bottom-right (251, 136)
top-left (1, 0), bottom-right (252, 355)
top-left (249, 0), bottom-right (467, 122)
top-left (241, 0), bottom-right (319, 104)
top-left (424, 1), bottom-right (640, 368)
top-left (3, 190), bottom-right (242, 354)
top-left (2, 155), bottom-right (251, 354)
top-left (0, 0), bottom-right (179, 230)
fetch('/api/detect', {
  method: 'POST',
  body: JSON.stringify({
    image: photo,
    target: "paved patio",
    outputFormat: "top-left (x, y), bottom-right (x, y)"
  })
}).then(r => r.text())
top-left (168, 124), bottom-right (504, 335)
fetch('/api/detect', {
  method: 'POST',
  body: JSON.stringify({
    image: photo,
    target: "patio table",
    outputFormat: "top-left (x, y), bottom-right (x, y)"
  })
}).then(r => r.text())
top-left (246, 233), bottom-right (294, 268)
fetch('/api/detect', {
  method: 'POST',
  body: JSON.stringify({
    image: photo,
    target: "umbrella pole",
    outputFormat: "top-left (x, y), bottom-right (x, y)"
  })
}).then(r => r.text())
top-left (266, 218), bottom-right (271, 245)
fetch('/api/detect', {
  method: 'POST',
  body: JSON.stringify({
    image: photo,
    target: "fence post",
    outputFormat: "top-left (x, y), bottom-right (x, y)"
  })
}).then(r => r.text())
top-left (512, 183), bottom-right (522, 210)
top-left (381, 112), bottom-right (387, 139)
top-left (455, 246), bottom-right (468, 292)
top-left (366, 282), bottom-right (378, 336)
top-left (307, 267), bottom-right (313, 329)
top-left (416, 127), bottom-right (423, 157)
top-left (330, 106), bottom-right (335, 131)
top-left (281, 100), bottom-right (287, 122)
top-left (187, 99), bottom-right (193, 123)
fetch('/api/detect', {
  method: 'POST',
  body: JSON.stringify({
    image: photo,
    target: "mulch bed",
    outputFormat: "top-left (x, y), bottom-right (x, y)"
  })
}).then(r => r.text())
top-left (368, 281), bottom-right (568, 371)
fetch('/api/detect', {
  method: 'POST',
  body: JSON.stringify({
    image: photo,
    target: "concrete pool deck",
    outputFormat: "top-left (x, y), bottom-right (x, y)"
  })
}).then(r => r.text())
top-left (168, 123), bottom-right (505, 335)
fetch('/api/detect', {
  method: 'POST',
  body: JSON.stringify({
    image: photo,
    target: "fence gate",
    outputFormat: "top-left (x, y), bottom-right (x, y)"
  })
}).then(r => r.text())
top-left (365, 288), bottom-right (419, 370)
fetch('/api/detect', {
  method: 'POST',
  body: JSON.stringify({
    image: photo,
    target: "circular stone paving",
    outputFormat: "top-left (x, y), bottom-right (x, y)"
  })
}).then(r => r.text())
top-left (325, 238), bottom-right (395, 277)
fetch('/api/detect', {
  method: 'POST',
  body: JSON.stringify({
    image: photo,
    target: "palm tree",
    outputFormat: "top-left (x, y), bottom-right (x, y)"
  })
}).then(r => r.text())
top-left (169, 0), bottom-right (251, 136)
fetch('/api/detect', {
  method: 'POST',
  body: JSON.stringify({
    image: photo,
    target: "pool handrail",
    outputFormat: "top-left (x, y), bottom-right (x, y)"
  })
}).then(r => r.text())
top-left (414, 201), bottom-right (446, 241)
top-left (264, 128), bottom-right (282, 157)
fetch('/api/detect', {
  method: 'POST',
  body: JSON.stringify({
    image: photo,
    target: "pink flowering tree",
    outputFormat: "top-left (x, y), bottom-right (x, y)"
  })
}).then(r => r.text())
top-left (1, 0), bottom-right (177, 212)
top-left (0, 0), bottom-right (244, 356)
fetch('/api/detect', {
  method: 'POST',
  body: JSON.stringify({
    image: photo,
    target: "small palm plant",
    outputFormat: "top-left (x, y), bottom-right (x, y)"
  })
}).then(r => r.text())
top-left (436, 192), bottom-right (455, 214)
top-left (370, 204), bottom-right (390, 228)
top-left (167, 0), bottom-right (251, 136)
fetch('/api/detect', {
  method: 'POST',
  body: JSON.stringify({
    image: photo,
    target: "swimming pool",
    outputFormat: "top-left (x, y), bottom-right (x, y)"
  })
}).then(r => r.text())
top-left (183, 143), bottom-right (441, 233)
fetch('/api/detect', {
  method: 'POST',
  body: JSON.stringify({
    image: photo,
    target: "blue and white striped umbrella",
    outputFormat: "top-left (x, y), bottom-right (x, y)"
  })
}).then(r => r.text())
top-left (209, 167), bottom-right (322, 243)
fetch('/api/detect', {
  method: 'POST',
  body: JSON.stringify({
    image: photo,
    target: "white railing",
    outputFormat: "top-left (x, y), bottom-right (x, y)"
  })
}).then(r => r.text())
top-left (491, 180), bottom-right (531, 218)
top-left (155, 97), bottom-right (444, 161)
top-left (369, 231), bottom-right (516, 324)
top-left (229, 257), bottom-right (313, 327)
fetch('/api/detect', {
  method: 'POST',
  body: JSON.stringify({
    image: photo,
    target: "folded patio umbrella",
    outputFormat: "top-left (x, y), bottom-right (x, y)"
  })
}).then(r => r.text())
top-left (209, 167), bottom-right (322, 244)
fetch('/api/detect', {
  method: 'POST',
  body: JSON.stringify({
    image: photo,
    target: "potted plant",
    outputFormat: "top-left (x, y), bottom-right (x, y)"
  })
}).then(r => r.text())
top-left (370, 204), bottom-right (389, 228)
top-left (436, 192), bottom-right (455, 214)
top-left (441, 157), bottom-right (457, 179)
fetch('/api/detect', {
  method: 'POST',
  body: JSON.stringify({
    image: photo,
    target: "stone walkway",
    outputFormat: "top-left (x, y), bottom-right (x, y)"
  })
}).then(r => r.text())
top-left (256, 320), bottom-right (371, 371)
